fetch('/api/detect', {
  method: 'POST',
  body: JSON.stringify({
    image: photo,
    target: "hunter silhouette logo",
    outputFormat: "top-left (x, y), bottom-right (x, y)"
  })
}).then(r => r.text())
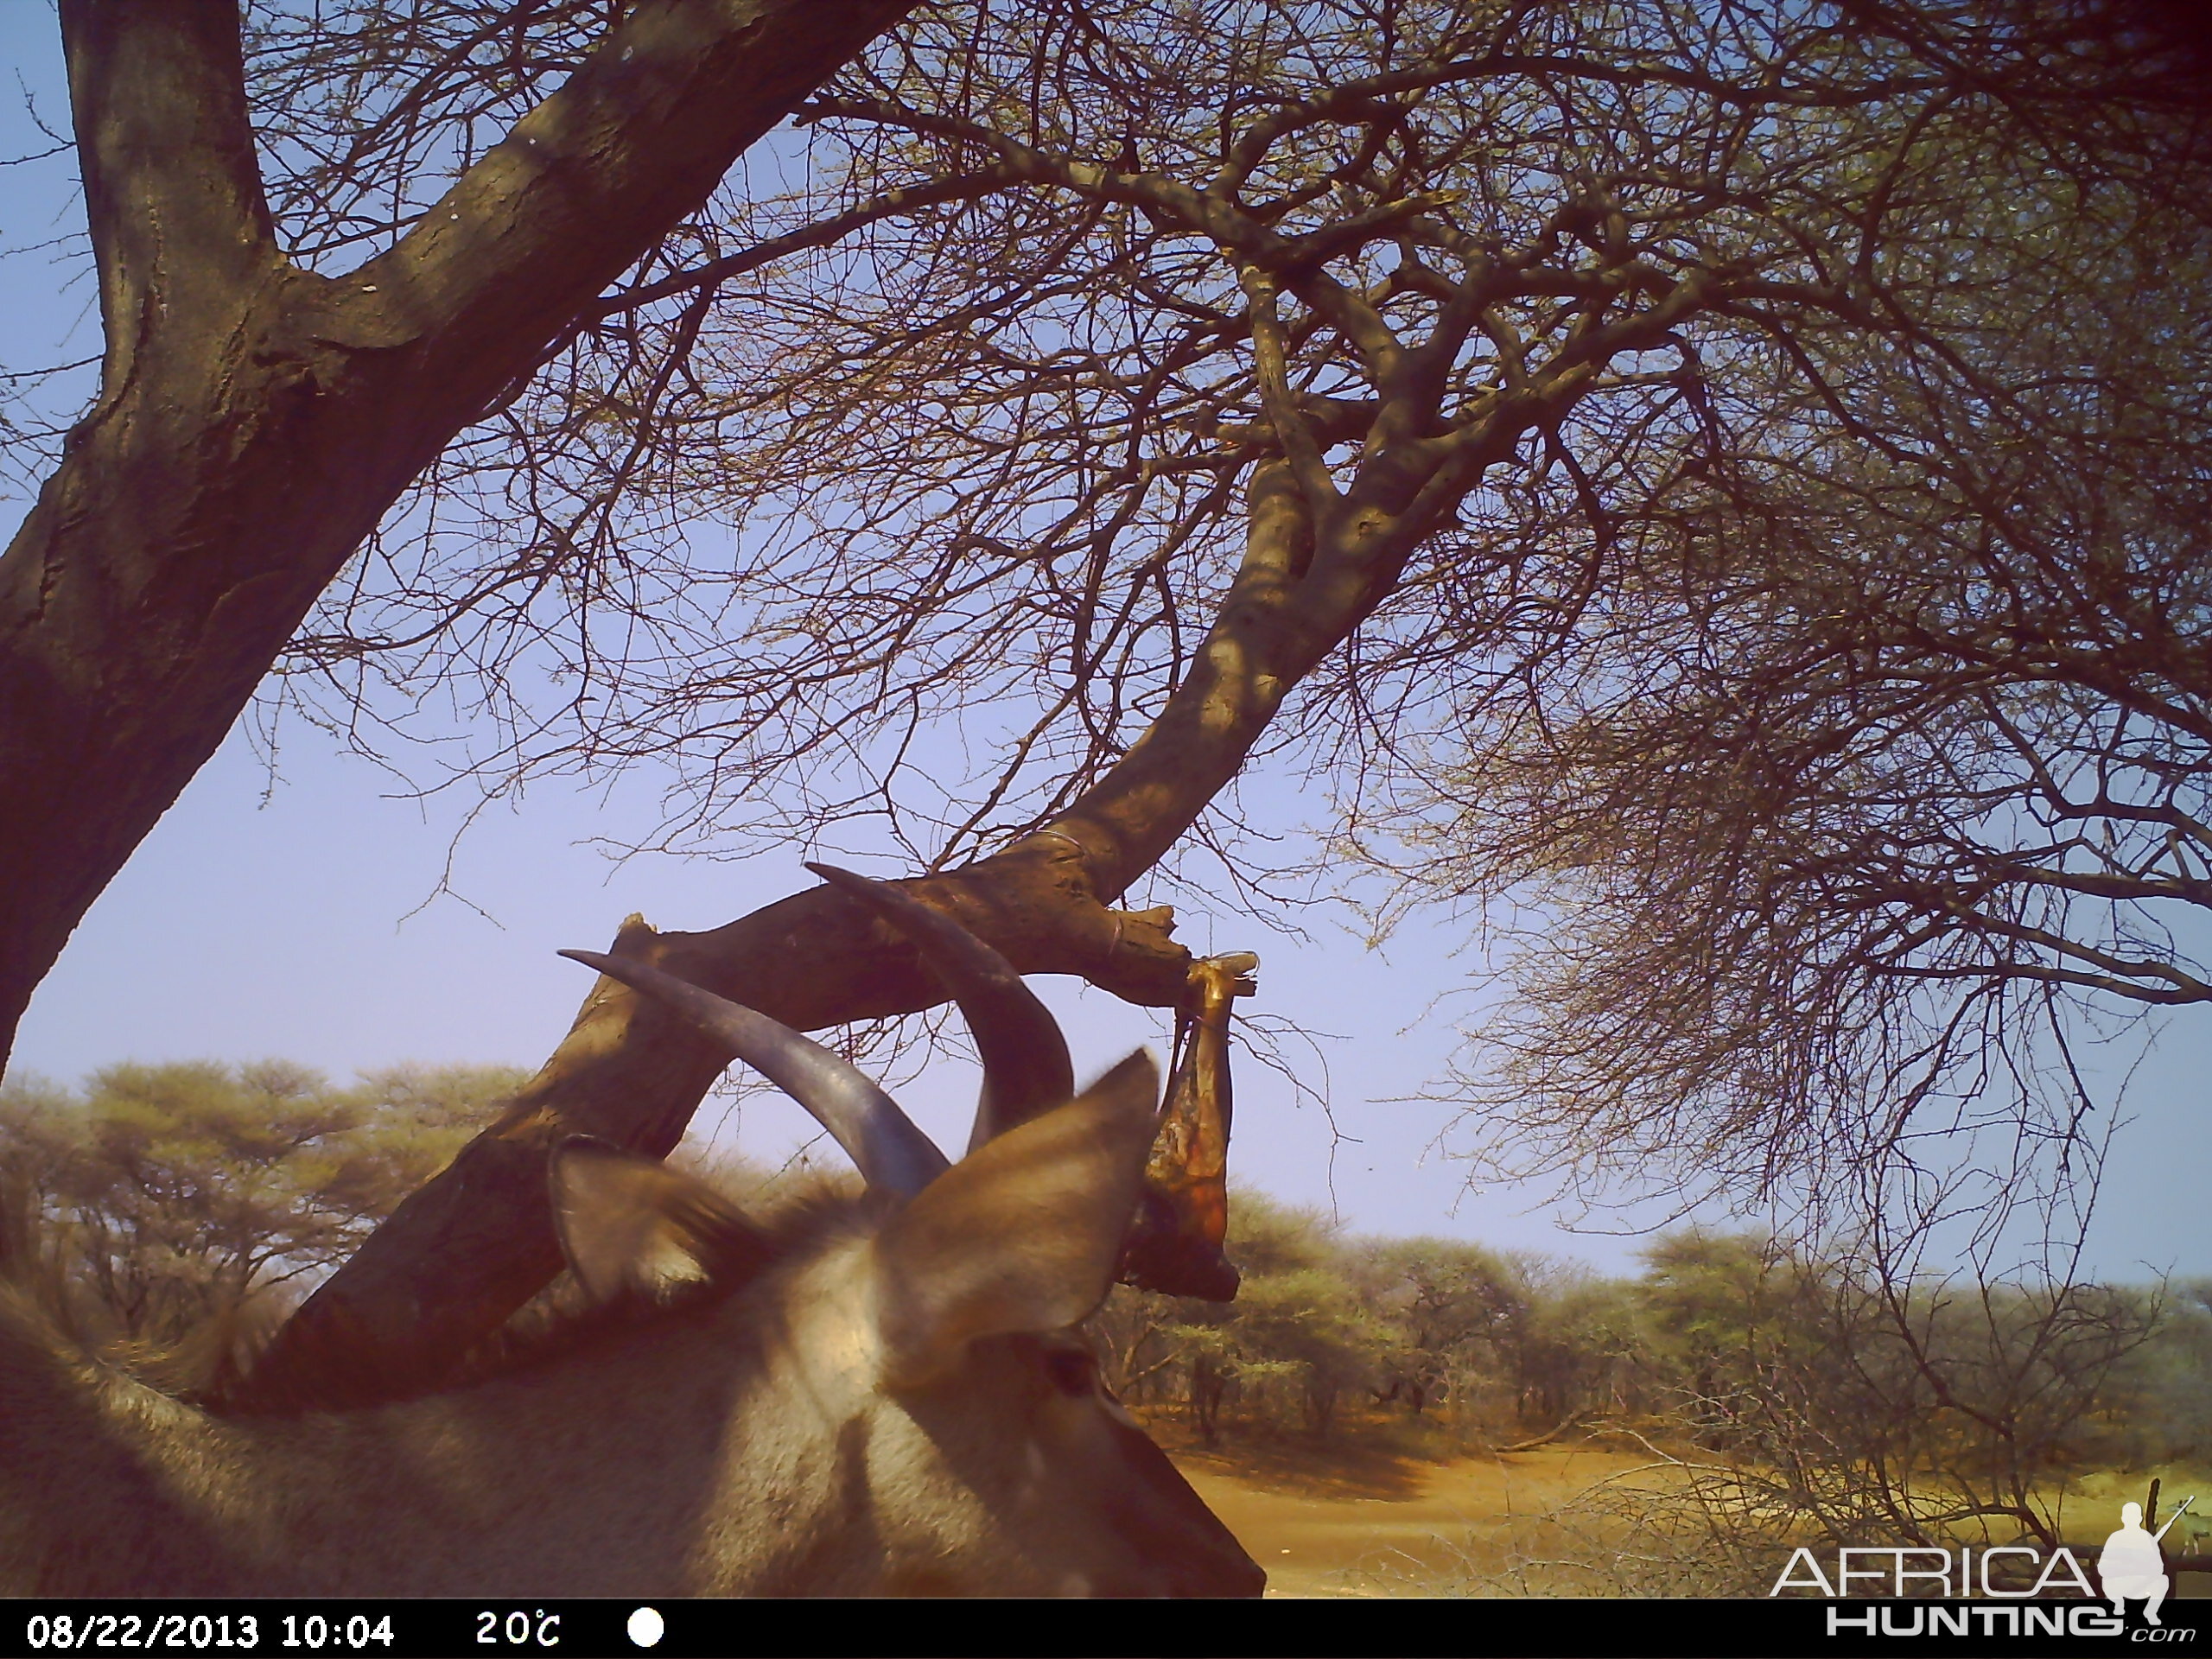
top-left (2101, 1496), bottom-right (2194, 1627)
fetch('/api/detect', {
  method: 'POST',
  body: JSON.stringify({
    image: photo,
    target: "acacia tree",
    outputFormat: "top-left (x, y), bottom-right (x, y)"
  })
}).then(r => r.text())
top-left (0, 0), bottom-right (922, 1062)
top-left (3, 0), bottom-right (2203, 1404)
top-left (1391, 137), bottom-right (2212, 1226)
top-left (0, 1060), bottom-right (512, 1347)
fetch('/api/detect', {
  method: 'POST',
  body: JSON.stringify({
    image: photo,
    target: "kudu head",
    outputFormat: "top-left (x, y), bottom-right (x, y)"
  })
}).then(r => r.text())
top-left (0, 869), bottom-right (1262, 1598)
top-left (537, 866), bottom-right (1262, 1596)
top-left (543, 864), bottom-right (1262, 1596)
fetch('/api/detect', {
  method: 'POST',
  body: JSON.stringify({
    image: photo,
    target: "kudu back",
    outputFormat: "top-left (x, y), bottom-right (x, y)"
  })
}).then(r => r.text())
top-left (0, 868), bottom-right (1264, 1597)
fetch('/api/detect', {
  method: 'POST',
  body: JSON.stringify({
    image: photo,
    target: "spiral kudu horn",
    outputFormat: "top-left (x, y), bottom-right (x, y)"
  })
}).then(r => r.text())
top-left (556, 949), bottom-right (950, 1198)
top-left (805, 863), bottom-right (1077, 1153)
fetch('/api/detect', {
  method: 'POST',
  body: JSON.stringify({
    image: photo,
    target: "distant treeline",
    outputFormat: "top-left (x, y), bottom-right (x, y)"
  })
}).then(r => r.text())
top-left (0, 1060), bottom-right (518, 1363)
top-left (5, 1059), bottom-right (2208, 1569)
top-left (1099, 1194), bottom-right (2212, 1471)
top-left (1096, 1189), bottom-right (2212, 1576)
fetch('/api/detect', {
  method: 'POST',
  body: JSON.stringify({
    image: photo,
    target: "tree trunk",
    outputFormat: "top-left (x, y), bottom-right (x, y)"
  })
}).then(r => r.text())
top-left (0, 0), bottom-right (924, 1065)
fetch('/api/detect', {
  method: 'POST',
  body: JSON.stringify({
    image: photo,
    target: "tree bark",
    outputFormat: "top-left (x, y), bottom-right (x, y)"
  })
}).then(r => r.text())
top-left (0, 0), bottom-right (923, 1065)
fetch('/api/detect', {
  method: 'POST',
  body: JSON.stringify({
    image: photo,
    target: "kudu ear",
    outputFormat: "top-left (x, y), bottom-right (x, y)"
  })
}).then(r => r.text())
top-left (549, 1137), bottom-right (775, 1304)
top-left (874, 1052), bottom-right (1160, 1386)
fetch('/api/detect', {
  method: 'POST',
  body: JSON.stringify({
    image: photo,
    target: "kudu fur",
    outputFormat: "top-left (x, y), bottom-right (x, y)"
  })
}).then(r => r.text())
top-left (0, 869), bottom-right (1264, 1597)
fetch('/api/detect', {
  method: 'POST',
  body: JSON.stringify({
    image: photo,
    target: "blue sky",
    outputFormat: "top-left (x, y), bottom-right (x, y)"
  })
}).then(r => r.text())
top-left (2, 6), bottom-right (2204, 1280)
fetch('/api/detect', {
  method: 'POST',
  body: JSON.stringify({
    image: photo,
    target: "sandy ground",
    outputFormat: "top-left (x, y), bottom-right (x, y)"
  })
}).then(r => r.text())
top-left (1170, 1439), bottom-right (1670, 1597)
top-left (1166, 1436), bottom-right (2212, 1600)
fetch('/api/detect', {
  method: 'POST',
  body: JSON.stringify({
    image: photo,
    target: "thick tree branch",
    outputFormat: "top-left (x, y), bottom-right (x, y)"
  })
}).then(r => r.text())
top-left (240, 835), bottom-right (1191, 1408)
top-left (61, 0), bottom-right (276, 390)
top-left (0, 0), bottom-right (922, 1064)
top-left (1033, 459), bottom-right (1319, 900)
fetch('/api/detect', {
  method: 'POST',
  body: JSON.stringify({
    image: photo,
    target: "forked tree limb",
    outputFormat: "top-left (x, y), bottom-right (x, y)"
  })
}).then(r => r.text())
top-left (238, 836), bottom-right (1195, 1405)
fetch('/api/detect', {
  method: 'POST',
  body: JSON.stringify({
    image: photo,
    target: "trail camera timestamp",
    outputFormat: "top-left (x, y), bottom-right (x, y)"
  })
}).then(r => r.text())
top-left (23, 1613), bottom-right (397, 1651)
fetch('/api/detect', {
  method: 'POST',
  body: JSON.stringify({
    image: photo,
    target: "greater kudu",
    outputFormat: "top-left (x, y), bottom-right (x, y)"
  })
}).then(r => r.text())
top-left (0, 868), bottom-right (1263, 1596)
